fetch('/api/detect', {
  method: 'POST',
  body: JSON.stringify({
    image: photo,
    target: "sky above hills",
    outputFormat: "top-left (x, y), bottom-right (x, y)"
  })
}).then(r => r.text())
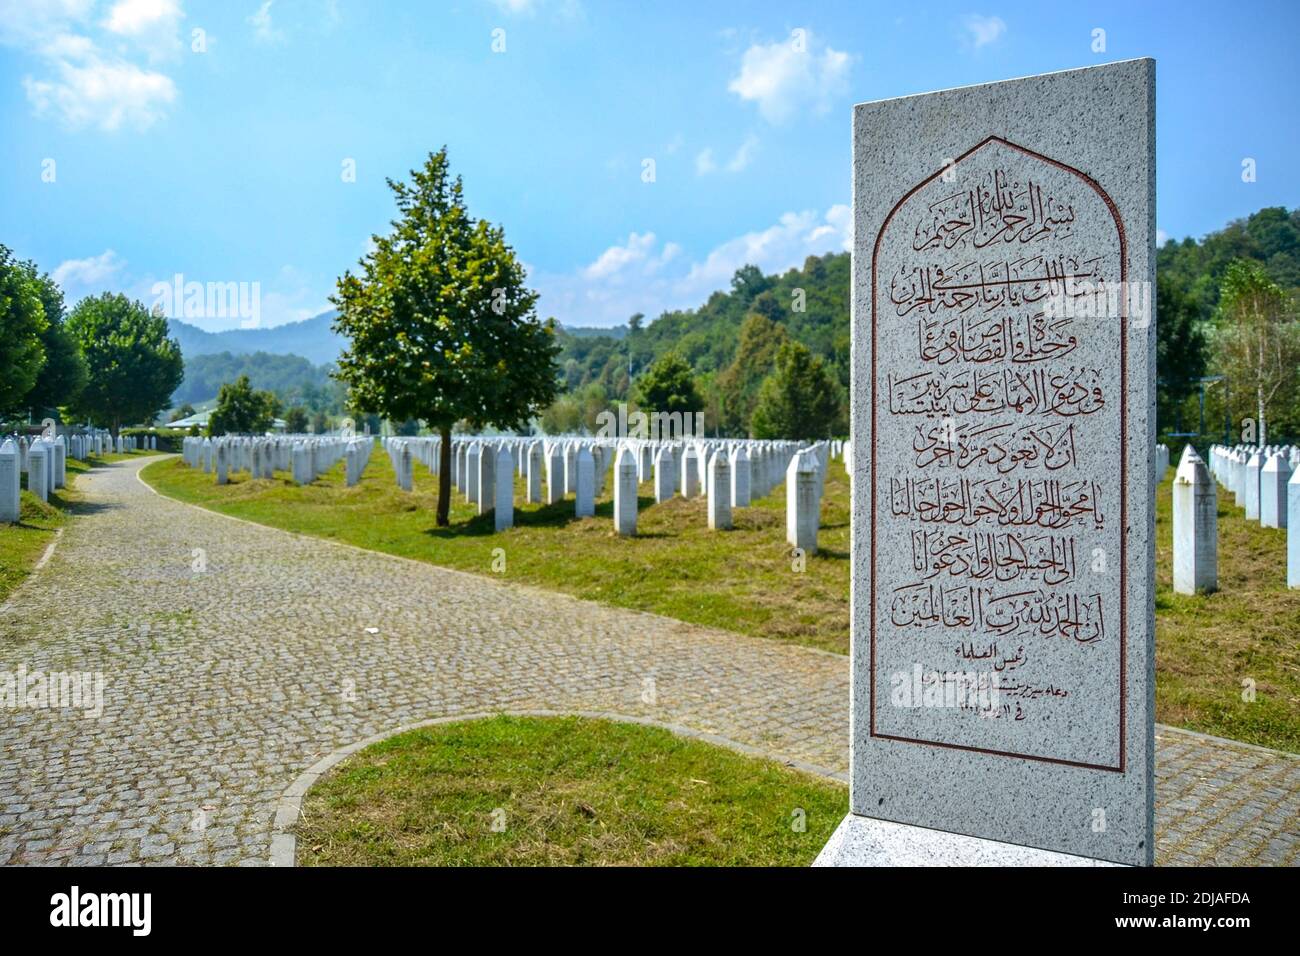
top-left (1, 0), bottom-right (1296, 331)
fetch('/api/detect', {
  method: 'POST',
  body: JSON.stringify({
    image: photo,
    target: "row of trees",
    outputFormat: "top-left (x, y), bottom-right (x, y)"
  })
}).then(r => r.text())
top-left (1, 244), bottom-right (184, 435)
top-left (541, 338), bottom-right (843, 441)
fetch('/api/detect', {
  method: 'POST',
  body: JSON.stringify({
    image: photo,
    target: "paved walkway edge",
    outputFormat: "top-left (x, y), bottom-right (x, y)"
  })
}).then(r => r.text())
top-left (270, 708), bottom-right (850, 867)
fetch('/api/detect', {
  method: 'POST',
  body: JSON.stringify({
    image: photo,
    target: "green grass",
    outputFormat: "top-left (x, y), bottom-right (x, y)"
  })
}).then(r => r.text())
top-left (142, 452), bottom-right (1300, 752)
top-left (141, 451), bottom-right (851, 652)
top-left (0, 449), bottom-right (161, 602)
top-left (296, 715), bottom-right (847, 866)
top-left (1155, 469), bottom-right (1300, 753)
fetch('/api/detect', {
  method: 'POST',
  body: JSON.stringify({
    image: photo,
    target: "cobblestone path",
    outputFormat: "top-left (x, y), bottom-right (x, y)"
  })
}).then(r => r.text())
top-left (0, 457), bottom-right (1295, 866)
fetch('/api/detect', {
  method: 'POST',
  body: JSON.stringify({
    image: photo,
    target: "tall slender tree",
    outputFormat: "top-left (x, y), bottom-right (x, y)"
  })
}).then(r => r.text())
top-left (1213, 259), bottom-right (1299, 445)
top-left (332, 148), bottom-right (560, 525)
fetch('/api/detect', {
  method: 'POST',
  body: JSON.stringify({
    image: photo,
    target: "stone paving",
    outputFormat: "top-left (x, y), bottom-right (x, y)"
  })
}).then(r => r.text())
top-left (0, 456), bottom-right (1295, 866)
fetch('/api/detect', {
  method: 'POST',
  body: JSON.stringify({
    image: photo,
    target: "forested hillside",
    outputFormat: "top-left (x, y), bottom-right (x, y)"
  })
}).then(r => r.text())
top-left (547, 207), bottom-right (1299, 442)
top-left (173, 350), bottom-right (345, 412)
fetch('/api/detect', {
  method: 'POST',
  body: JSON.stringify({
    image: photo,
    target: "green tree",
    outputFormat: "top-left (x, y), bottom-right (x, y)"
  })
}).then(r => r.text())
top-left (0, 244), bottom-right (47, 414)
top-left (283, 406), bottom-right (309, 433)
top-left (1156, 272), bottom-right (1208, 434)
top-left (67, 294), bottom-right (184, 435)
top-left (716, 312), bottom-right (789, 435)
top-left (25, 269), bottom-right (88, 417)
top-left (208, 374), bottom-right (278, 436)
top-left (1213, 259), bottom-right (1299, 446)
top-left (170, 403), bottom-right (196, 422)
top-left (633, 351), bottom-right (703, 416)
top-left (750, 341), bottom-right (842, 440)
top-left (332, 147), bottom-right (560, 525)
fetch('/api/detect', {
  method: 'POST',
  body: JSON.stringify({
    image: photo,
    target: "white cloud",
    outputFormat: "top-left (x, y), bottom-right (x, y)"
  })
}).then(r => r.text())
top-left (962, 14), bottom-right (1006, 49)
top-left (52, 250), bottom-right (127, 295)
top-left (726, 134), bottom-right (758, 172)
top-left (0, 0), bottom-right (180, 130)
top-left (247, 1), bottom-right (283, 44)
top-left (102, 0), bottom-right (184, 62)
top-left (728, 31), bottom-right (852, 124)
top-left (1157, 228), bottom-right (1169, 247)
top-left (487, 0), bottom-right (538, 13)
top-left (696, 135), bottom-right (759, 176)
top-left (582, 232), bottom-right (678, 281)
top-left (24, 54), bottom-right (176, 131)
top-left (531, 205), bottom-right (851, 327)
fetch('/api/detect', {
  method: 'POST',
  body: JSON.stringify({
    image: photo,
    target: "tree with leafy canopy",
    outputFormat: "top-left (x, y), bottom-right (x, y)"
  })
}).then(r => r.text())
top-left (25, 268), bottom-right (88, 418)
top-left (0, 244), bottom-right (47, 415)
top-left (633, 351), bottom-right (703, 417)
top-left (716, 312), bottom-right (789, 435)
top-left (170, 403), bottom-right (196, 423)
top-left (66, 294), bottom-right (183, 435)
top-left (1155, 273), bottom-right (1207, 434)
top-left (1212, 258), bottom-right (1299, 446)
top-left (208, 375), bottom-right (279, 436)
top-left (331, 147), bottom-right (560, 525)
top-left (750, 341), bottom-right (843, 440)
top-left (283, 406), bottom-right (309, 434)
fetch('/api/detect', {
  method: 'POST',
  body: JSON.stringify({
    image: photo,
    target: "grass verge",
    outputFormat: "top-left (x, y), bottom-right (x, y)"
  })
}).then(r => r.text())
top-left (0, 449), bottom-right (161, 602)
top-left (296, 715), bottom-right (846, 866)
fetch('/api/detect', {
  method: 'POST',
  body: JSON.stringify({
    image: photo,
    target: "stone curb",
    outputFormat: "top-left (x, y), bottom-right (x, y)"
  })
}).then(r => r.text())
top-left (269, 708), bottom-right (849, 867)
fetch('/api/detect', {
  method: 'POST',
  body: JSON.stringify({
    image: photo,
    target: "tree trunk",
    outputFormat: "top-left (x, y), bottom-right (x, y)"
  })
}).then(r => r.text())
top-left (1258, 386), bottom-right (1266, 448)
top-left (437, 424), bottom-right (453, 526)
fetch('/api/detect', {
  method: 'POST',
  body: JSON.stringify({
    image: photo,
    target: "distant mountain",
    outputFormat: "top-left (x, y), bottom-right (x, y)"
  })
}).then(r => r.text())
top-left (560, 324), bottom-right (627, 340)
top-left (168, 310), bottom-right (345, 366)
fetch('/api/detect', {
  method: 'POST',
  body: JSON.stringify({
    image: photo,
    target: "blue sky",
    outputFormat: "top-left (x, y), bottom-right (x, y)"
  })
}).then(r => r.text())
top-left (1, 0), bottom-right (1296, 332)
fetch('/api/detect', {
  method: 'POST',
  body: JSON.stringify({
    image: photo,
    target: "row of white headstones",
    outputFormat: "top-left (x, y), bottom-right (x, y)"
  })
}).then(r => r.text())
top-left (0, 429), bottom-right (147, 522)
top-left (382, 436), bottom-right (842, 549)
top-left (1171, 440), bottom-right (1300, 594)
top-left (181, 434), bottom-right (376, 488)
top-left (180, 432), bottom-right (849, 553)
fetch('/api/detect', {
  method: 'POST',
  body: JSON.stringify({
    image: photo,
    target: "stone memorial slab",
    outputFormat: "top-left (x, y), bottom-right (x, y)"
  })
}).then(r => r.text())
top-left (833, 60), bottom-right (1156, 866)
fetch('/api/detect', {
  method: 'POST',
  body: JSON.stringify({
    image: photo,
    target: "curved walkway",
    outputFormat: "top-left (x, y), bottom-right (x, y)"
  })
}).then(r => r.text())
top-left (0, 456), bottom-right (1294, 866)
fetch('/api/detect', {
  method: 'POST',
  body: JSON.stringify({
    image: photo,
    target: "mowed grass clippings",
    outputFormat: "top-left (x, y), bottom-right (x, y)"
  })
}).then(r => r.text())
top-left (295, 715), bottom-right (848, 867)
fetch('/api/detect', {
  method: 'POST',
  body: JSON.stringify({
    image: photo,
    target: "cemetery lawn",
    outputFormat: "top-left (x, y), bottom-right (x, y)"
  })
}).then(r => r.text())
top-left (1155, 472), bottom-right (1300, 753)
top-left (141, 453), bottom-right (852, 652)
top-left (295, 715), bottom-right (846, 866)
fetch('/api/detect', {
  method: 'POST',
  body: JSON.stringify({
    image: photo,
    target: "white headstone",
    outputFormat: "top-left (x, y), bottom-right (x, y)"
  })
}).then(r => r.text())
top-left (28, 442), bottom-right (48, 503)
top-left (0, 440), bottom-right (19, 523)
top-left (575, 447), bottom-right (596, 517)
top-left (494, 446), bottom-right (514, 531)
top-left (1173, 449), bottom-right (1217, 594)
top-left (1260, 452), bottom-right (1291, 529)
top-left (706, 450), bottom-right (732, 530)
top-left (613, 446), bottom-right (638, 536)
